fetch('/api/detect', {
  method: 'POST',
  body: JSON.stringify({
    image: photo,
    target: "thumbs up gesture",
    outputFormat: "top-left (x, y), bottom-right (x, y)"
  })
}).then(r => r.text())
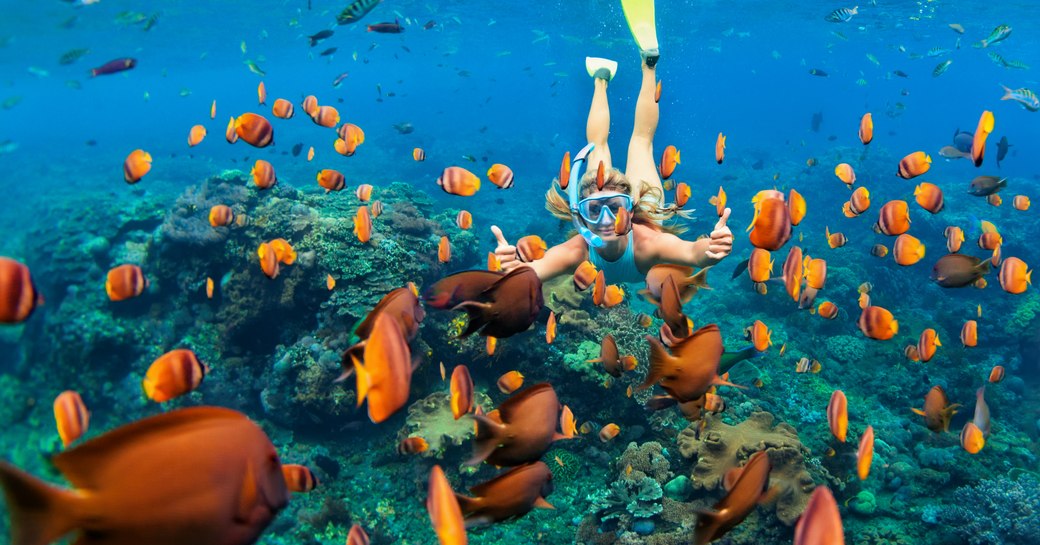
top-left (490, 225), bottom-right (521, 272)
top-left (705, 207), bottom-right (733, 261)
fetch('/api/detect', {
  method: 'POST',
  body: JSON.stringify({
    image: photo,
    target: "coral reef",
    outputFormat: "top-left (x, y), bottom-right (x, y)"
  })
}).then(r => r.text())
top-left (677, 411), bottom-right (814, 525)
top-left (936, 473), bottom-right (1040, 545)
top-left (617, 441), bottom-right (673, 484)
top-left (395, 390), bottom-right (492, 456)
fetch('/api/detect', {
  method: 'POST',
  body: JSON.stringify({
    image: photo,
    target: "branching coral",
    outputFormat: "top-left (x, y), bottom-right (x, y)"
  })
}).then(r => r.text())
top-left (937, 473), bottom-right (1040, 545)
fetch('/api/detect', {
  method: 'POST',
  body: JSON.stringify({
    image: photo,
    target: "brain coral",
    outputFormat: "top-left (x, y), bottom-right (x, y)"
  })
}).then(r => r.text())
top-left (396, 390), bottom-right (492, 456)
top-left (677, 411), bottom-right (814, 525)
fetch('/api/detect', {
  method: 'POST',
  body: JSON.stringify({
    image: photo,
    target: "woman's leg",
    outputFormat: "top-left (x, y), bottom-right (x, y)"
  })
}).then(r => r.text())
top-left (586, 77), bottom-right (612, 173)
top-left (625, 59), bottom-right (662, 200)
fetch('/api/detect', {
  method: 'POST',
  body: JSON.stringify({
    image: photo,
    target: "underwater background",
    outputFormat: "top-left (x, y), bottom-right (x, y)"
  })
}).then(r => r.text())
top-left (1, 0), bottom-right (1039, 543)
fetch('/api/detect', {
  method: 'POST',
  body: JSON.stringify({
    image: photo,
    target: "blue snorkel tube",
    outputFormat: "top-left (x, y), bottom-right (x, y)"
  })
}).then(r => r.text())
top-left (567, 142), bottom-right (605, 249)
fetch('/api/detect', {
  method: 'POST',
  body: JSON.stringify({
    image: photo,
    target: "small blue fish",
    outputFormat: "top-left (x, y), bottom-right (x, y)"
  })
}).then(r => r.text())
top-left (999, 84), bottom-right (1039, 112)
top-left (976, 24), bottom-right (1012, 48)
top-left (932, 59), bottom-right (952, 78)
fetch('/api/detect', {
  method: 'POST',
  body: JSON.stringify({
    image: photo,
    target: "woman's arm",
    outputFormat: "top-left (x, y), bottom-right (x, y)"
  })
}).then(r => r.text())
top-left (644, 207), bottom-right (733, 268)
top-left (491, 226), bottom-right (587, 282)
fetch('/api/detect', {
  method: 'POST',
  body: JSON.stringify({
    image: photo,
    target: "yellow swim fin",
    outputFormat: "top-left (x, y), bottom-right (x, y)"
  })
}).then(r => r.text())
top-left (621, 0), bottom-right (659, 56)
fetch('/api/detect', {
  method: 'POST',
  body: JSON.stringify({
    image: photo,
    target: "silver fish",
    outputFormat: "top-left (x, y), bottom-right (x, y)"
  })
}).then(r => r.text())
top-left (825, 6), bottom-right (859, 23)
top-left (932, 59), bottom-right (953, 78)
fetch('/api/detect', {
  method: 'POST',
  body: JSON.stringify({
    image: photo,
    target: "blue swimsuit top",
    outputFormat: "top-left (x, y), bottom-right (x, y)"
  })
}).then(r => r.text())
top-left (588, 231), bottom-right (645, 284)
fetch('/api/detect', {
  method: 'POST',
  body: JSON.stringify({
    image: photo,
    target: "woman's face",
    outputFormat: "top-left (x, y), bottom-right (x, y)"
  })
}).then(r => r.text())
top-left (580, 189), bottom-right (630, 239)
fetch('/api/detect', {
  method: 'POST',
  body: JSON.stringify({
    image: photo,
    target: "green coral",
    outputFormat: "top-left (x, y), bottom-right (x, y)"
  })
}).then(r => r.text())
top-left (1005, 290), bottom-right (1040, 336)
top-left (589, 476), bottom-right (664, 522)
top-left (562, 340), bottom-right (604, 383)
top-left (824, 334), bottom-right (867, 364)
top-left (543, 449), bottom-right (582, 482)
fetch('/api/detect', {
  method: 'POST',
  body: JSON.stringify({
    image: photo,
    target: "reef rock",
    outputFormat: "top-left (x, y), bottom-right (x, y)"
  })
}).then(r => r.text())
top-left (677, 411), bottom-right (814, 525)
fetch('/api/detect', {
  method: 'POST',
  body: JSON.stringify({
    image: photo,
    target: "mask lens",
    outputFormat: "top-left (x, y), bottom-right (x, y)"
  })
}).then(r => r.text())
top-left (580, 194), bottom-right (632, 223)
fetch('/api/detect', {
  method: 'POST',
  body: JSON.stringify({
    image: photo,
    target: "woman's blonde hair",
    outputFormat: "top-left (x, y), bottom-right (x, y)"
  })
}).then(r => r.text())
top-left (545, 167), bottom-right (686, 234)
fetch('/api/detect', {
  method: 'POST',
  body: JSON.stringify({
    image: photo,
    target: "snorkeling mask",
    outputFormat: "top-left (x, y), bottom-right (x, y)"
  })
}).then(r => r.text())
top-left (566, 143), bottom-right (634, 248)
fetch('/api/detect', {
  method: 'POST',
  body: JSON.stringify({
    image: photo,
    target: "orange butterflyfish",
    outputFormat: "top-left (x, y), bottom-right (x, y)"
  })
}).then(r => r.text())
top-left (743, 320), bottom-right (772, 352)
top-left (399, 436), bottom-right (429, 455)
top-left (746, 248), bottom-right (773, 283)
top-left (999, 256), bottom-right (1032, 294)
top-left (654, 80), bottom-right (662, 103)
top-left (803, 256), bottom-right (827, 289)
top-left (257, 242), bottom-right (280, 279)
top-left (971, 110), bottom-right (994, 167)
top-left (960, 422), bottom-right (985, 454)
top-left (715, 133), bottom-right (726, 164)
top-left (598, 423), bottom-right (620, 442)
top-left (658, 145), bottom-right (680, 179)
top-left (106, 264), bottom-right (148, 301)
top-left (858, 302), bottom-right (898, 340)
top-left (251, 159), bottom-right (277, 189)
top-left (267, 239), bottom-right (296, 265)
top-left (988, 365), bottom-right (1005, 383)
top-left (709, 186), bottom-right (727, 217)
top-left (234, 112), bottom-right (274, 148)
top-left (371, 200), bottom-right (384, 218)
top-left (573, 261), bottom-right (597, 290)
top-left (281, 464), bottom-right (318, 493)
top-left (142, 349), bottom-right (209, 403)
top-left (326, 274), bottom-right (335, 291)
top-left (896, 151), bottom-right (931, 179)
top-left (497, 370), bottom-right (525, 394)
top-left (817, 301), bottom-right (839, 319)
top-left (621, 355), bottom-right (638, 372)
top-left (782, 245), bottom-right (803, 302)
top-left (960, 320), bottom-right (977, 347)
top-left (977, 231), bottom-right (1002, 251)
top-left (224, 116), bottom-right (238, 143)
top-left (455, 210), bottom-right (473, 230)
top-left (256, 81), bottom-right (266, 105)
top-left (205, 277), bottom-right (214, 299)
top-left (874, 200), bottom-right (911, 236)
top-left (704, 392), bottom-right (725, 412)
top-left (307, 146), bottom-right (315, 161)
top-left (859, 112), bottom-right (873, 145)
top-left (602, 285), bottom-right (625, 308)
top-left (437, 166), bottom-right (481, 196)
top-left (748, 197), bottom-right (792, 251)
top-left (346, 524), bottom-right (371, 545)
top-left (53, 390), bottom-right (89, 447)
top-left (857, 425), bottom-right (874, 480)
top-left (334, 137), bottom-right (359, 157)
top-left (413, 147), bottom-right (427, 161)
top-left (794, 487), bottom-right (845, 545)
top-left (123, 149), bottom-right (152, 184)
top-left (558, 151), bottom-right (571, 190)
top-left (208, 204), bottom-right (235, 227)
top-left (892, 234), bottom-right (926, 266)
top-left (825, 226), bottom-right (847, 249)
top-left (849, 186), bottom-right (870, 214)
top-left (834, 163), bottom-right (855, 187)
top-left (310, 105), bottom-right (340, 128)
top-left (591, 270), bottom-right (607, 306)
top-left (560, 405), bottom-right (577, 438)
top-left (486, 336), bottom-right (497, 356)
top-left (354, 184), bottom-right (374, 203)
top-left (945, 226), bottom-right (965, 253)
top-left (426, 465), bottom-right (468, 545)
top-left (487, 252), bottom-right (501, 272)
top-left (870, 244), bottom-right (889, 258)
top-left (487, 164), bottom-right (515, 189)
top-left (904, 344), bottom-right (920, 362)
top-left (911, 385), bottom-right (960, 433)
top-left (209, 99), bottom-right (216, 119)
top-left (187, 125), bottom-right (207, 147)
top-left (302, 95), bottom-right (319, 117)
top-left (917, 328), bottom-right (941, 362)
top-left (913, 182), bottom-right (944, 214)
top-left (788, 189), bottom-right (806, 226)
top-left (354, 206), bottom-right (373, 243)
top-left (638, 313), bottom-right (653, 328)
top-left (449, 365), bottom-right (474, 420)
top-left (546, 311), bottom-right (556, 344)
top-left (675, 182), bottom-right (692, 208)
top-left (272, 98), bottom-right (294, 119)
top-left (517, 235), bottom-right (547, 262)
top-left (1013, 195), bottom-right (1030, 210)
top-left (987, 194), bottom-right (1002, 207)
top-left (827, 390), bottom-right (848, 442)
top-left (338, 123), bottom-right (366, 146)
top-left (438, 236), bottom-right (451, 263)
top-left (316, 168), bottom-right (345, 192)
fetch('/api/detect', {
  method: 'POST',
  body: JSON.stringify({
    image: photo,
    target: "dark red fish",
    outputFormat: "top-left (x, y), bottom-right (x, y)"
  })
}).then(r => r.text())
top-left (455, 461), bottom-right (554, 525)
top-left (468, 383), bottom-right (563, 467)
top-left (367, 20), bottom-right (403, 33)
top-left (430, 268), bottom-right (543, 338)
top-left (694, 451), bottom-right (772, 545)
top-left (91, 58), bottom-right (137, 77)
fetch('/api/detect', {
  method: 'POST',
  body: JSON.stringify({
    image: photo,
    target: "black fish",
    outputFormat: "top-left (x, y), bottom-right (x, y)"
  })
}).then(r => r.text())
top-left (309, 29), bottom-right (333, 46)
top-left (809, 68), bottom-right (828, 77)
top-left (996, 136), bottom-right (1011, 167)
top-left (320, 47), bottom-right (338, 56)
top-left (931, 254), bottom-right (990, 288)
top-left (893, 70), bottom-right (909, 78)
top-left (751, 159), bottom-right (764, 170)
top-left (423, 20), bottom-right (436, 30)
top-left (90, 57), bottom-right (136, 77)
top-left (367, 19), bottom-right (403, 33)
top-left (811, 111), bottom-right (823, 132)
top-left (291, 143), bottom-right (303, 157)
top-left (337, 0), bottom-right (380, 25)
top-left (968, 176), bottom-right (1007, 196)
top-left (952, 128), bottom-right (973, 153)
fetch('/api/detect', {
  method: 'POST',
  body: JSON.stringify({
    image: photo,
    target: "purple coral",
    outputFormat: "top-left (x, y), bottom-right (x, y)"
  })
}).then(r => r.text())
top-left (937, 472), bottom-right (1040, 545)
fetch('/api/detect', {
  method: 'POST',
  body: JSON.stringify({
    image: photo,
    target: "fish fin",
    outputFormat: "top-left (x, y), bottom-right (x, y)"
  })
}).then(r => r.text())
top-left (463, 515), bottom-right (495, 529)
top-left (639, 335), bottom-right (672, 391)
top-left (911, 407), bottom-right (926, 416)
top-left (353, 354), bottom-right (371, 406)
top-left (452, 301), bottom-right (492, 337)
top-left (759, 485), bottom-right (780, 505)
top-left (693, 509), bottom-right (725, 545)
top-left (688, 266), bottom-right (712, 289)
top-left (466, 414), bottom-right (505, 466)
top-left (534, 496), bottom-right (555, 509)
top-left (712, 375), bottom-right (746, 390)
top-left (0, 462), bottom-right (80, 545)
top-left (454, 493), bottom-right (481, 515)
top-left (731, 258), bottom-right (750, 279)
top-left (718, 345), bottom-right (761, 375)
top-left (551, 432), bottom-right (572, 442)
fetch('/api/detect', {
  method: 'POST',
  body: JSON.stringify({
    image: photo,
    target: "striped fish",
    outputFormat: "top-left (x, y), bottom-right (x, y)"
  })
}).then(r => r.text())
top-left (932, 59), bottom-right (952, 78)
top-left (926, 47), bottom-right (950, 58)
top-left (976, 24), bottom-right (1012, 48)
top-left (337, 0), bottom-right (381, 25)
top-left (824, 6), bottom-right (859, 23)
top-left (987, 51), bottom-right (1008, 67)
top-left (999, 85), bottom-right (1039, 112)
top-left (1005, 59), bottom-right (1030, 70)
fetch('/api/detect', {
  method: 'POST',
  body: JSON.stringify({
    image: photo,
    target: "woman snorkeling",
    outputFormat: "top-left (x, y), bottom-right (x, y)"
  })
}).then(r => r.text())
top-left (491, 0), bottom-right (733, 284)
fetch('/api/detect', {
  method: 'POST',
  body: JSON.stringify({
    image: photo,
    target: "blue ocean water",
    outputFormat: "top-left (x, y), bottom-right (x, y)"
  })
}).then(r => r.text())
top-left (1, 1), bottom-right (1039, 544)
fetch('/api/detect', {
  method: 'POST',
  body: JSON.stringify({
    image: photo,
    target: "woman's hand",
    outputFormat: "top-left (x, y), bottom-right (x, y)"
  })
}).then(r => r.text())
top-left (704, 207), bottom-right (733, 261)
top-left (491, 225), bottom-right (522, 273)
